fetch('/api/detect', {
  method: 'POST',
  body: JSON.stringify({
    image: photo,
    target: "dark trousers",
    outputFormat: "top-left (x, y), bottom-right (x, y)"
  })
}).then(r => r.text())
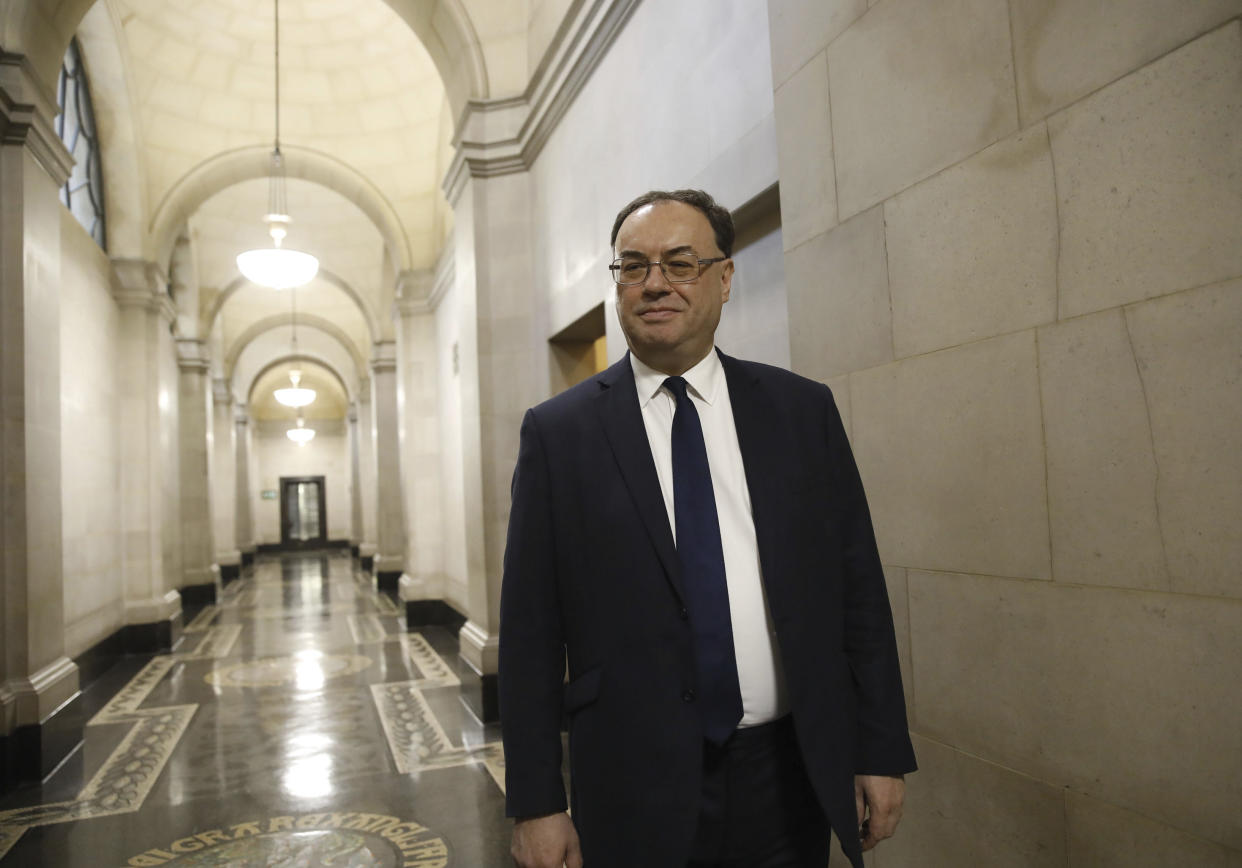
top-left (687, 716), bottom-right (832, 868)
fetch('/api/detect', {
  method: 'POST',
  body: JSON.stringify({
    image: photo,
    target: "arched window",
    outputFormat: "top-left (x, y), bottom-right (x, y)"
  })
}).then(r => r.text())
top-left (55, 38), bottom-right (107, 250)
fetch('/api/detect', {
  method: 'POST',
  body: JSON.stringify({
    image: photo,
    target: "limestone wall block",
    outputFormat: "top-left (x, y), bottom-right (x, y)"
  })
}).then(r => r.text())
top-left (883, 734), bottom-right (1067, 867)
top-left (786, 206), bottom-right (891, 381)
top-left (1125, 280), bottom-right (1242, 599)
top-left (1066, 790), bottom-right (1240, 868)
top-left (885, 127), bottom-right (1057, 357)
top-left (827, 0), bottom-right (1017, 218)
top-left (1050, 22), bottom-right (1242, 318)
top-left (1037, 309), bottom-right (1167, 591)
top-left (851, 332), bottom-right (1050, 580)
top-left (909, 570), bottom-right (1242, 848)
top-left (774, 51), bottom-right (837, 251)
top-left (766, 0), bottom-right (867, 88)
top-left (1010, 0), bottom-right (1242, 124)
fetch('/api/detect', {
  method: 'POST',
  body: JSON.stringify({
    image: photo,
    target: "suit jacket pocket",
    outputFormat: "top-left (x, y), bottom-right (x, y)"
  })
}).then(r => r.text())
top-left (563, 666), bottom-right (602, 715)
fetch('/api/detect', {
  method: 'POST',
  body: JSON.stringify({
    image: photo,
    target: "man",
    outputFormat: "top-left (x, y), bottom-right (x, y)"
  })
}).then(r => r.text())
top-left (499, 189), bottom-right (915, 868)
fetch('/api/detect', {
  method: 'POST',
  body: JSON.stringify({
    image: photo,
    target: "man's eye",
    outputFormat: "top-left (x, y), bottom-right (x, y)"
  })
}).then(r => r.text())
top-left (664, 259), bottom-right (697, 277)
top-left (620, 261), bottom-right (647, 276)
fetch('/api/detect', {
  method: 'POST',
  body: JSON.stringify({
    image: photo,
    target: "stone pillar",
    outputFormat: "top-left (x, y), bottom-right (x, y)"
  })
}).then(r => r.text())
top-left (445, 170), bottom-right (541, 722)
top-left (0, 57), bottom-right (82, 787)
top-left (113, 259), bottom-right (182, 652)
top-left (234, 404), bottom-right (255, 566)
top-left (176, 338), bottom-right (216, 604)
top-left (357, 379), bottom-right (377, 572)
top-left (394, 271), bottom-right (450, 626)
top-left (347, 402), bottom-right (363, 557)
top-left (370, 342), bottom-right (406, 592)
top-left (211, 379), bottom-right (240, 583)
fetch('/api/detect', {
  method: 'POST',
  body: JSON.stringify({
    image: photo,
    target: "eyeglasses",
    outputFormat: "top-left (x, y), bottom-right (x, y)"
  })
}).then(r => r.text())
top-left (609, 255), bottom-right (728, 286)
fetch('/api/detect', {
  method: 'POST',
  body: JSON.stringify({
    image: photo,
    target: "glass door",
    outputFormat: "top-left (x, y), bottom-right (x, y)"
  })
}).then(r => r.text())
top-left (280, 476), bottom-right (326, 547)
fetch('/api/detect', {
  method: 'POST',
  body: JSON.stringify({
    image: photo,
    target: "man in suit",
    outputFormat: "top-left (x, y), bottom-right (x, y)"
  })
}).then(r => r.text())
top-left (499, 189), bottom-right (915, 868)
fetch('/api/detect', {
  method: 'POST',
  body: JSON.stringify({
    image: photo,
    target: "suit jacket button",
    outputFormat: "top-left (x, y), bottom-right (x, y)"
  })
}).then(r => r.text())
top-left (679, 607), bottom-right (689, 620)
top-left (682, 690), bottom-right (695, 703)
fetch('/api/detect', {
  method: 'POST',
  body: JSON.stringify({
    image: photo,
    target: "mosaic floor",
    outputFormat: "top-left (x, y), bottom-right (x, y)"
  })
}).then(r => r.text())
top-left (0, 552), bottom-right (510, 867)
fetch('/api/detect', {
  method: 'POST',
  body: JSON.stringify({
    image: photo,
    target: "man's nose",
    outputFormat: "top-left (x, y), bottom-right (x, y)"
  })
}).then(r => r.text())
top-left (642, 263), bottom-right (672, 293)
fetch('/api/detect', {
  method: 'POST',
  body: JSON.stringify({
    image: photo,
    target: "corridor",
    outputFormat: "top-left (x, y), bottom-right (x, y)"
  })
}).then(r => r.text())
top-left (0, 553), bottom-right (510, 867)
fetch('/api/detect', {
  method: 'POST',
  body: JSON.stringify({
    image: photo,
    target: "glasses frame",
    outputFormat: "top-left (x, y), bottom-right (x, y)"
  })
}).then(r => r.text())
top-left (609, 255), bottom-right (729, 286)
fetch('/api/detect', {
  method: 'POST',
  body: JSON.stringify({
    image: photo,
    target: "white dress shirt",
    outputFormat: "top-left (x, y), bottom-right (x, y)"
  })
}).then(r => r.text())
top-left (630, 350), bottom-right (788, 725)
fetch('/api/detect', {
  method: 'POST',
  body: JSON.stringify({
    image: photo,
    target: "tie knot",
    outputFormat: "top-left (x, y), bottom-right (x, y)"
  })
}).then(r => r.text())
top-left (663, 376), bottom-right (689, 403)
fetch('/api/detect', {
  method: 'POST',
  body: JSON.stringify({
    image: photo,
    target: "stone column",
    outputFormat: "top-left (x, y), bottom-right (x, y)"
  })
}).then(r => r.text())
top-left (234, 404), bottom-right (255, 566)
top-left (211, 379), bottom-right (240, 583)
top-left (347, 403), bottom-right (363, 557)
top-left (445, 169), bottom-right (541, 722)
top-left (370, 342), bottom-right (406, 592)
top-left (176, 338), bottom-right (216, 603)
top-left (114, 260), bottom-right (183, 652)
top-left (394, 271), bottom-right (449, 625)
top-left (0, 57), bottom-right (82, 785)
top-left (357, 379), bottom-right (377, 572)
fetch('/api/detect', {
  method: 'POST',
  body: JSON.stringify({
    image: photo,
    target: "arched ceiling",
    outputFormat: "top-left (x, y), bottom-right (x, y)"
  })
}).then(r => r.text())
top-left (250, 360), bottom-right (349, 421)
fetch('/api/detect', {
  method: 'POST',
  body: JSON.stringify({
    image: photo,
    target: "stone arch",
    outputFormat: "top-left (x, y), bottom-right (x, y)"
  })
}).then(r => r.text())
top-left (205, 266), bottom-right (382, 346)
top-left (73, 0), bottom-right (147, 259)
top-left (225, 314), bottom-right (367, 382)
top-left (150, 145), bottom-right (411, 276)
top-left (245, 353), bottom-right (353, 407)
top-left (1, 0), bottom-right (487, 123)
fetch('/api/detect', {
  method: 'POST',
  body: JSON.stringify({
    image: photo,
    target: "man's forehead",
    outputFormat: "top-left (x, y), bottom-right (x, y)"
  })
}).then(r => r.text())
top-left (615, 201), bottom-right (713, 249)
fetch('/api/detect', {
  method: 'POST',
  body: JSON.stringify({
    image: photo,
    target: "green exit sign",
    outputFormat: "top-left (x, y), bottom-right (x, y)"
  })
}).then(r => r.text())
top-left (261, 490), bottom-right (278, 500)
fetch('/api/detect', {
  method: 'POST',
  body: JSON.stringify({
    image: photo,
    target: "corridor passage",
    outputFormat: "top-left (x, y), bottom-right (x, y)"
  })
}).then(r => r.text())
top-left (0, 552), bottom-right (511, 866)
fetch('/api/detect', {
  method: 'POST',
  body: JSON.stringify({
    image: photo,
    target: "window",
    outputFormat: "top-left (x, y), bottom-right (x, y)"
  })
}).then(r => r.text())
top-left (55, 38), bottom-right (106, 250)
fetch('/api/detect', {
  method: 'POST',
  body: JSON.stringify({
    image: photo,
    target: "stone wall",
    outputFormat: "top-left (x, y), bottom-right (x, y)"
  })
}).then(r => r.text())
top-left (252, 422), bottom-right (352, 545)
top-left (767, 1), bottom-right (1242, 864)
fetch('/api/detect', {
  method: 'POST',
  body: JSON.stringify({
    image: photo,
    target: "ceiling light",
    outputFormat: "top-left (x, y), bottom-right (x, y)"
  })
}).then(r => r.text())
top-left (236, 0), bottom-right (318, 290)
top-left (287, 414), bottom-right (315, 444)
top-left (274, 369), bottom-right (316, 407)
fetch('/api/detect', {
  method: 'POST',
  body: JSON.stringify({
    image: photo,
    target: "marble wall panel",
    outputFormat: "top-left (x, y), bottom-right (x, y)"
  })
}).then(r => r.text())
top-left (1050, 23), bottom-right (1242, 318)
top-left (774, 51), bottom-right (837, 251)
top-left (827, 0), bottom-right (1017, 218)
top-left (909, 571), bottom-right (1242, 849)
top-left (1037, 310), bottom-right (1167, 590)
top-left (715, 222), bottom-right (790, 369)
top-left (253, 429), bottom-right (350, 543)
top-left (1125, 280), bottom-right (1242, 599)
top-left (883, 734), bottom-right (1066, 868)
top-left (785, 206), bottom-right (892, 382)
top-left (767, 0), bottom-right (867, 88)
top-left (885, 128), bottom-right (1057, 358)
top-left (851, 332), bottom-right (1050, 580)
top-left (1066, 790), bottom-right (1238, 868)
top-left (1009, 0), bottom-right (1242, 124)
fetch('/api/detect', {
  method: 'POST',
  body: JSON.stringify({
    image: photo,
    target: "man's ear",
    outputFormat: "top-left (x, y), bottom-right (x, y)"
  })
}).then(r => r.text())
top-left (720, 258), bottom-right (734, 303)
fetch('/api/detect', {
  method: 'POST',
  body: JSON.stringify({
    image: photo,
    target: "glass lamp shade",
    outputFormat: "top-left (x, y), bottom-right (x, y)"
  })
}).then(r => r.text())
top-left (286, 425), bottom-right (316, 444)
top-left (237, 247), bottom-right (319, 289)
top-left (274, 386), bottom-right (316, 407)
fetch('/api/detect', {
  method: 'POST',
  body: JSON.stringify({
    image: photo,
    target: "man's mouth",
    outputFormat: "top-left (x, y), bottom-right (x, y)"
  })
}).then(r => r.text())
top-left (639, 308), bottom-right (679, 320)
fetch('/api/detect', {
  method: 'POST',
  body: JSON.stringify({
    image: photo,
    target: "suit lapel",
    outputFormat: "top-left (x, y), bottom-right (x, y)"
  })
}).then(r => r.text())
top-left (595, 355), bottom-right (685, 604)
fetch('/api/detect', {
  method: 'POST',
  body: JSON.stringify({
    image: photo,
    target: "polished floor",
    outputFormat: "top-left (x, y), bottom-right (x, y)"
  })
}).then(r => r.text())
top-left (0, 551), bottom-right (511, 867)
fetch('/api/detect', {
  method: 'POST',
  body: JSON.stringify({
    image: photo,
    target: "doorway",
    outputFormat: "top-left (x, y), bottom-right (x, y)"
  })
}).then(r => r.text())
top-left (280, 476), bottom-right (327, 549)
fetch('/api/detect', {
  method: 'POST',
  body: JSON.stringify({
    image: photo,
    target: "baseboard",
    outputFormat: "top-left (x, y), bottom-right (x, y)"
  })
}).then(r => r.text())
top-left (220, 563), bottom-right (241, 584)
top-left (405, 599), bottom-right (467, 632)
top-left (1, 692), bottom-right (85, 791)
top-left (257, 540), bottom-right (352, 554)
top-left (376, 570), bottom-right (402, 593)
top-left (459, 656), bottom-right (499, 724)
top-left (74, 626), bottom-right (129, 688)
top-left (360, 555), bottom-right (374, 573)
top-left (178, 581), bottom-right (217, 608)
top-left (241, 550), bottom-right (255, 567)
top-left (350, 544), bottom-right (360, 558)
top-left (124, 611), bottom-right (183, 654)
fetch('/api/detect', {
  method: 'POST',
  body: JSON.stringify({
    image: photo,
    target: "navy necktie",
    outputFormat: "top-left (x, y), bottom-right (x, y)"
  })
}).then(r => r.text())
top-left (664, 376), bottom-right (743, 744)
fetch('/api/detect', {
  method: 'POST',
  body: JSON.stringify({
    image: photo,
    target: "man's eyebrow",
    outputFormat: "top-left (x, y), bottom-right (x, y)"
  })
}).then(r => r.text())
top-left (615, 245), bottom-right (698, 259)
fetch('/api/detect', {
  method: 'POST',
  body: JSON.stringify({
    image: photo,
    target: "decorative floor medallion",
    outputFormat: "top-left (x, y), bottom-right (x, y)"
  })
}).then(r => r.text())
top-left (204, 653), bottom-right (373, 688)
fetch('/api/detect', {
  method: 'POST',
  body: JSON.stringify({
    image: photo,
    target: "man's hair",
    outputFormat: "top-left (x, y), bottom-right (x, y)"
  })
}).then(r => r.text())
top-left (610, 189), bottom-right (735, 258)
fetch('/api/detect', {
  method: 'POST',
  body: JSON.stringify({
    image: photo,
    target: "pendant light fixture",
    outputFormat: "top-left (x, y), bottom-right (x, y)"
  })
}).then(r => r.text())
top-left (274, 283), bottom-right (316, 408)
top-left (286, 412), bottom-right (315, 444)
top-left (236, 0), bottom-right (319, 290)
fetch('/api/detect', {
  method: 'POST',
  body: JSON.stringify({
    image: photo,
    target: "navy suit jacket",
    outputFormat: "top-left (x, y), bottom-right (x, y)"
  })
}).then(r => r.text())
top-left (499, 350), bottom-right (916, 868)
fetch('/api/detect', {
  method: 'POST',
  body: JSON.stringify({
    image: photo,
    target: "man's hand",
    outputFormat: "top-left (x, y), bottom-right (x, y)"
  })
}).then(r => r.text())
top-left (855, 774), bottom-right (905, 851)
top-left (511, 812), bottom-right (582, 868)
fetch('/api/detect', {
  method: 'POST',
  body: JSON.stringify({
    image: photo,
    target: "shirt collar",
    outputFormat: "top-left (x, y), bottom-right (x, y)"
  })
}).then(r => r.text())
top-left (630, 349), bottom-right (722, 409)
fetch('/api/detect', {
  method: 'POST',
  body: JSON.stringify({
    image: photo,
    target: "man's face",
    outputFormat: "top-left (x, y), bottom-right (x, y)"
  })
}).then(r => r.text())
top-left (613, 201), bottom-right (733, 376)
